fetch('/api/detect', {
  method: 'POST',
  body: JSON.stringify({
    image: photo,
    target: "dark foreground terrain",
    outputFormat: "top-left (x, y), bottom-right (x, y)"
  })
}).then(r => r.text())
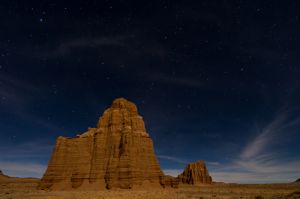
top-left (1, 177), bottom-right (300, 199)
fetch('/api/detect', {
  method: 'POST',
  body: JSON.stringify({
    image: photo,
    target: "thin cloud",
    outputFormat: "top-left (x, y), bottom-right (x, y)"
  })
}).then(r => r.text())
top-left (211, 171), bottom-right (300, 184)
top-left (240, 111), bottom-right (300, 163)
top-left (51, 36), bottom-right (126, 58)
top-left (157, 155), bottom-right (188, 164)
top-left (234, 156), bottom-right (300, 174)
top-left (211, 157), bottom-right (300, 183)
top-left (37, 35), bottom-right (168, 60)
top-left (206, 161), bottom-right (221, 166)
top-left (0, 73), bottom-right (38, 107)
top-left (241, 114), bottom-right (286, 159)
top-left (0, 74), bottom-right (64, 133)
top-left (211, 111), bottom-right (300, 183)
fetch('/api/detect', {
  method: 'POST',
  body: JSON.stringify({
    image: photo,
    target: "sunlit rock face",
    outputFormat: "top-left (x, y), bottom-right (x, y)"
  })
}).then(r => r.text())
top-left (39, 98), bottom-right (166, 190)
top-left (178, 160), bottom-right (212, 185)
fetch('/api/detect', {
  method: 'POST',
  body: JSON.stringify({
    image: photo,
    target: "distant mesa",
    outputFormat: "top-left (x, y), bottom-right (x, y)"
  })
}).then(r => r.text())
top-left (295, 179), bottom-right (300, 183)
top-left (0, 170), bottom-right (7, 180)
top-left (178, 160), bottom-right (212, 185)
top-left (0, 170), bottom-right (9, 180)
top-left (39, 98), bottom-right (212, 190)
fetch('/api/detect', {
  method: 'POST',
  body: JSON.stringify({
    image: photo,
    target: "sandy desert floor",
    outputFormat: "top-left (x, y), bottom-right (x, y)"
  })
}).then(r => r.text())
top-left (1, 180), bottom-right (300, 199)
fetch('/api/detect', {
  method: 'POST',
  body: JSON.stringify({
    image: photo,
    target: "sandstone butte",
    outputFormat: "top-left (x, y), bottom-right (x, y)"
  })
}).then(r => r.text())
top-left (178, 160), bottom-right (212, 185)
top-left (38, 98), bottom-right (212, 190)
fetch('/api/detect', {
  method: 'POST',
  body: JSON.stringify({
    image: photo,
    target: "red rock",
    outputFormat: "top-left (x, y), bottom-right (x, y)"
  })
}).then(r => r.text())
top-left (178, 160), bottom-right (212, 184)
top-left (39, 98), bottom-right (165, 190)
top-left (160, 175), bottom-right (179, 188)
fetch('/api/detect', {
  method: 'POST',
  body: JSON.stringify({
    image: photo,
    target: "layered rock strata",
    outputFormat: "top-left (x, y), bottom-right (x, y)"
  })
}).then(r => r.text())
top-left (39, 98), bottom-right (165, 190)
top-left (160, 175), bottom-right (179, 188)
top-left (178, 160), bottom-right (212, 184)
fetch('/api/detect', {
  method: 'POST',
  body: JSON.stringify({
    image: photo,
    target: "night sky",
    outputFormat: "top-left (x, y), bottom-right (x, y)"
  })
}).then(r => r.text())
top-left (1, 0), bottom-right (300, 183)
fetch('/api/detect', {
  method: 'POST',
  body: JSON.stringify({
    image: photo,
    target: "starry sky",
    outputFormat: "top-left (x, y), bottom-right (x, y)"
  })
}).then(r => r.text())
top-left (1, 0), bottom-right (300, 183)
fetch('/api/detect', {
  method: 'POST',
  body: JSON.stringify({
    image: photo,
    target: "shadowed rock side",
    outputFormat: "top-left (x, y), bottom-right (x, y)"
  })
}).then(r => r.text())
top-left (39, 98), bottom-right (169, 190)
top-left (160, 175), bottom-right (179, 188)
top-left (178, 160), bottom-right (212, 185)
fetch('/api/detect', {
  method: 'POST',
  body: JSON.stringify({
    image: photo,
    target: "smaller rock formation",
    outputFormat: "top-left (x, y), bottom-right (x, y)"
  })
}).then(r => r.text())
top-left (0, 170), bottom-right (8, 180)
top-left (178, 160), bottom-right (212, 184)
top-left (295, 179), bottom-right (300, 183)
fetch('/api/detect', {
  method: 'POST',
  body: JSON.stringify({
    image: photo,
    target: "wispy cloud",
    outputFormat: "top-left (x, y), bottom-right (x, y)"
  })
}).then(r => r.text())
top-left (211, 111), bottom-right (300, 183)
top-left (44, 35), bottom-right (127, 58)
top-left (206, 161), bottom-right (221, 166)
top-left (241, 114), bottom-right (286, 159)
top-left (210, 171), bottom-right (300, 184)
top-left (0, 74), bottom-right (64, 132)
top-left (36, 34), bottom-right (167, 60)
top-left (157, 155), bottom-right (188, 164)
top-left (0, 73), bottom-right (37, 108)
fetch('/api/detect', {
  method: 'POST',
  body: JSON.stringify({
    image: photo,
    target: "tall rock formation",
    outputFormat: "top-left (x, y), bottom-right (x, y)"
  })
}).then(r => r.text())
top-left (39, 98), bottom-right (165, 190)
top-left (178, 160), bottom-right (212, 184)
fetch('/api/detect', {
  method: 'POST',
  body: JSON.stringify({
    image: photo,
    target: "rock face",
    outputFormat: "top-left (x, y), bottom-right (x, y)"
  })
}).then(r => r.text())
top-left (39, 98), bottom-right (166, 190)
top-left (178, 160), bottom-right (212, 184)
top-left (160, 175), bottom-right (179, 188)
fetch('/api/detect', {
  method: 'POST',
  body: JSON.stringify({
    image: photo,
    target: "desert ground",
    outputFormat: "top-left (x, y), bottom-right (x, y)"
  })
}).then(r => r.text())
top-left (1, 179), bottom-right (300, 199)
